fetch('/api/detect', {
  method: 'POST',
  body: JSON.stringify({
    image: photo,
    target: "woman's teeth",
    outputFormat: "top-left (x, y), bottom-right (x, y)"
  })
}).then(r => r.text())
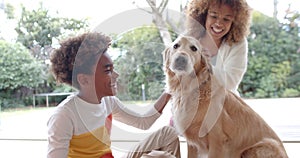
top-left (213, 27), bottom-right (222, 33)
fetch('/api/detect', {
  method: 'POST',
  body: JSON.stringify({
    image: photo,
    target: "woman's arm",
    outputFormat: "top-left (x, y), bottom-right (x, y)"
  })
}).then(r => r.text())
top-left (212, 38), bottom-right (248, 94)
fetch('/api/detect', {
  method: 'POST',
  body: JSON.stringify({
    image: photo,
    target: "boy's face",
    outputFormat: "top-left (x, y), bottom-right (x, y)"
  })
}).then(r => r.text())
top-left (205, 4), bottom-right (234, 46)
top-left (93, 52), bottom-right (119, 98)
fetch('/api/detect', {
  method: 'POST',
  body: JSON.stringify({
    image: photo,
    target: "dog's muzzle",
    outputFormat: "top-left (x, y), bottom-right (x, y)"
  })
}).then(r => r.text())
top-left (170, 53), bottom-right (192, 75)
top-left (174, 55), bottom-right (187, 71)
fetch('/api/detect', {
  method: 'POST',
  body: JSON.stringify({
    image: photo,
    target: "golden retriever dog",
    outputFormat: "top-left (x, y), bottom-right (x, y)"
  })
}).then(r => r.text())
top-left (162, 35), bottom-right (288, 158)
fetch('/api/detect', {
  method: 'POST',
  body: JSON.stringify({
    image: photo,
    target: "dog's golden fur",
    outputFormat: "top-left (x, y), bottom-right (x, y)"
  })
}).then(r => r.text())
top-left (163, 36), bottom-right (288, 158)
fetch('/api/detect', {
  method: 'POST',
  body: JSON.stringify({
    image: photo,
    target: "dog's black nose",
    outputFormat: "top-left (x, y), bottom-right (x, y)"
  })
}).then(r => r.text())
top-left (175, 56), bottom-right (187, 70)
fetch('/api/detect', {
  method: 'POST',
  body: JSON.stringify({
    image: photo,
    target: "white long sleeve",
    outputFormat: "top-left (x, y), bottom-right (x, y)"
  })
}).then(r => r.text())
top-left (212, 38), bottom-right (248, 95)
top-left (105, 96), bottom-right (161, 130)
top-left (47, 95), bottom-right (160, 158)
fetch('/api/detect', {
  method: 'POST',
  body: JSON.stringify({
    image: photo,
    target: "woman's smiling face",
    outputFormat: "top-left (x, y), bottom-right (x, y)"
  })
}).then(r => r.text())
top-left (205, 4), bottom-right (234, 47)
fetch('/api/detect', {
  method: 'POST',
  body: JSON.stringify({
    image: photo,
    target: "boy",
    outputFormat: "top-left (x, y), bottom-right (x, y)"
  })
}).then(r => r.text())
top-left (47, 32), bottom-right (180, 158)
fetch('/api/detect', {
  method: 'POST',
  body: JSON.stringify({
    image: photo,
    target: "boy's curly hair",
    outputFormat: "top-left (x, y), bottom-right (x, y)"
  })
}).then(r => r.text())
top-left (50, 32), bottom-right (111, 89)
top-left (187, 0), bottom-right (252, 45)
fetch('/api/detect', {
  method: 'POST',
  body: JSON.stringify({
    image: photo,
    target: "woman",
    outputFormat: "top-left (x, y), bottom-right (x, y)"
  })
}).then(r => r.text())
top-left (187, 0), bottom-right (252, 95)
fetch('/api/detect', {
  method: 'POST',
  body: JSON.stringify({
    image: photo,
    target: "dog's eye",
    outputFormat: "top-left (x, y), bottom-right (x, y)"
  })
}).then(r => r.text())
top-left (190, 45), bottom-right (198, 52)
top-left (173, 43), bottom-right (180, 49)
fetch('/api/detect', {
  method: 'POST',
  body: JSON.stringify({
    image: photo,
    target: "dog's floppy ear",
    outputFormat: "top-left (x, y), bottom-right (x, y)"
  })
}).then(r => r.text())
top-left (200, 54), bottom-right (213, 74)
top-left (162, 47), bottom-right (170, 66)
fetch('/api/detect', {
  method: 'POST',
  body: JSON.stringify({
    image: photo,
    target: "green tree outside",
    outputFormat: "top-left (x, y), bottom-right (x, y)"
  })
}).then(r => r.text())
top-left (240, 11), bottom-right (300, 98)
top-left (15, 3), bottom-right (88, 60)
top-left (112, 25), bottom-right (166, 100)
top-left (0, 40), bottom-right (44, 109)
top-left (0, 2), bottom-right (88, 108)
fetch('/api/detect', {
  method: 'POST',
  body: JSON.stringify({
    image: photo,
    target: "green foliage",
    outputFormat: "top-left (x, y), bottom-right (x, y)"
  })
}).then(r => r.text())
top-left (0, 40), bottom-right (45, 109)
top-left (240, 11), bottom-right (300, 98)
top-left (15, 3), bottom-right (88, 59)
top-left (0, 40), bottom-right (45, 89)
top-left (112, 25), bottom-right (166, 100)
top-left (3, 3), bottom-right (15, 19)
top-left (0, 96), bottom-right (24, 109)
top-left (2, 3), bottom-right (89, 108)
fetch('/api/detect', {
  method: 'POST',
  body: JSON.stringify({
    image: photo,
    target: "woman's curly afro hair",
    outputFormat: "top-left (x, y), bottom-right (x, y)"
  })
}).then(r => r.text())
top-left (187, 0), bottom-right (252, 45)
